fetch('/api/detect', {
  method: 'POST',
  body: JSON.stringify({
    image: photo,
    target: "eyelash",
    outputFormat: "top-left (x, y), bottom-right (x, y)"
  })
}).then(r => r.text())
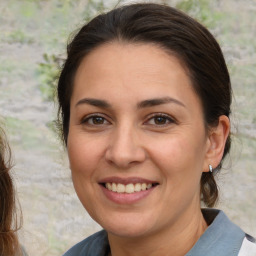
top-left (81, 113), bottom-right (111, 126)
top-left (144, 113), bottom-right (176, 126)
top-left (81, 113), bottom-right (176, 128)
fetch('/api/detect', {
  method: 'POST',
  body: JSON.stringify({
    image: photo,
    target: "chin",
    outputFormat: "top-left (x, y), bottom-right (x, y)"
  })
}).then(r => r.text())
top-left (106, 224), bottom-right (152, 238)
top-left (95, 212), bottom-right (156, 238)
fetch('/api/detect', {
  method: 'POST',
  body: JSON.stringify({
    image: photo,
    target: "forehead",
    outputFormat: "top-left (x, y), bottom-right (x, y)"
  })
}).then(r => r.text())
top-left (72, 42), bottom-right (200, 110)
top-left (75, 42), bottom-right (187, 79)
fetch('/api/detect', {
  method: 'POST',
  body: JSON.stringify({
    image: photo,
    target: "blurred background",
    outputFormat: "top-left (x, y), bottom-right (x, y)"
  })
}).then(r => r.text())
top-left (0, 0), bottom-right (255, 255)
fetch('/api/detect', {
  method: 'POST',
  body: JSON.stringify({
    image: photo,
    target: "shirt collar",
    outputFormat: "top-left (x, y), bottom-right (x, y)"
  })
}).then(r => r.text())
top-left (186, 209), bottom-right (245, 256)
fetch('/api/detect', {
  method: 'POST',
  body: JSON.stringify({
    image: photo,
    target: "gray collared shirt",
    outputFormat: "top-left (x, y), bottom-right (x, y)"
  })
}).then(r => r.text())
top-left (63, 209), bottom-right (255, 256)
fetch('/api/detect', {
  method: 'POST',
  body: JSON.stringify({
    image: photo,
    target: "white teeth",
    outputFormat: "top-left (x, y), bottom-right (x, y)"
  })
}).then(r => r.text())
top-left (134, 183), bottom-right (142, 192)
top-left (141, 183), bottom-right (147, 191)
top-left (117, 183), bottom-right (125, 193)
top-left (106, 183), bottom-right (112, 190)
top-left (112, 183), bottom-right (117, 192)
top-left (105, 182), bottom-right (154, 193)
top-left (125, 183), bottom-right (134, 193)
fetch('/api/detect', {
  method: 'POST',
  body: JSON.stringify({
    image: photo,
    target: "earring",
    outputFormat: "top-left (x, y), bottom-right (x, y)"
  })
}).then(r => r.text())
top-left (209, 164), bottom-right (213, 173)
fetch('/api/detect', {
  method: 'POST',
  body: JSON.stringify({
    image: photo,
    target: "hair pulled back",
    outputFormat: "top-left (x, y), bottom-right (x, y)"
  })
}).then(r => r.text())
top-left (57, 3), bottom-right (232, 207)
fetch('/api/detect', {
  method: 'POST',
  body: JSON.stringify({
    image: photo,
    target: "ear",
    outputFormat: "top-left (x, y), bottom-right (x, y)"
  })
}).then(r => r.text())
top-left (203, 115), bottom-right (230, 172)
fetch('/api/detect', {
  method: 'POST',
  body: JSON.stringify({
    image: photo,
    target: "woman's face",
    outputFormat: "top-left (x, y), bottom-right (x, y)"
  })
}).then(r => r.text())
top-left (68, 42), bottom-right (211, 238)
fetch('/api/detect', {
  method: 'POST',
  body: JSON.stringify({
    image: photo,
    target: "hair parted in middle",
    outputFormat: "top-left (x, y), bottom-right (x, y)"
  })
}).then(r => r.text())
top-left (57, 3), bottom-right (232, 207)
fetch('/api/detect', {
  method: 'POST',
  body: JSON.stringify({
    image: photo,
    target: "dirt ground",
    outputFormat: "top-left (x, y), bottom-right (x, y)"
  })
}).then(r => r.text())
top-left (0, 0), bottom-right (255, 255)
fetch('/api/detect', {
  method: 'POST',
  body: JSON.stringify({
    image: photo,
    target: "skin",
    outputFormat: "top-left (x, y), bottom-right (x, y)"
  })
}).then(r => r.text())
top-left (67, 42), bottom-right (230, 256)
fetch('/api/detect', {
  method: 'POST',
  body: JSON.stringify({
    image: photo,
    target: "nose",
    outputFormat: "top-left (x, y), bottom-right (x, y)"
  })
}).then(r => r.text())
top-left (105, 126), bottom-right (146, 169)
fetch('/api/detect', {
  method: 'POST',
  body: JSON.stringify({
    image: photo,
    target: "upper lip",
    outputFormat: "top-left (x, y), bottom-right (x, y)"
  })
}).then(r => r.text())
top-left (99, 176), bottom-right (159, 185)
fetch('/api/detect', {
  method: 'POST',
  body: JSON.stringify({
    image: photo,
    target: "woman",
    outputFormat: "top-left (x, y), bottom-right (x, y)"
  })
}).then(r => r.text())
top-left (0, 126), bottom-right (22, 256)
top-left (58, 3), bottom-right (256, 256)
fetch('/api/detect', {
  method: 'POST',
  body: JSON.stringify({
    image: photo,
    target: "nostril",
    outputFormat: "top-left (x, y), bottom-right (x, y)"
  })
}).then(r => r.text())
top-left (105, 139), bottom-right (147, 168)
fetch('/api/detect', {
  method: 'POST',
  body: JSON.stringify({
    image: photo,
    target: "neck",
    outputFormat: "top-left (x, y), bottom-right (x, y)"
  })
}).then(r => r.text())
top-left (108, 207), bottom-right (207, 256)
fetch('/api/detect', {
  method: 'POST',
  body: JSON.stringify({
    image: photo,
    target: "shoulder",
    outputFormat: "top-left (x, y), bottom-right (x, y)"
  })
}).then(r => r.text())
top-left (187, 209), bottom-right (251, 256)
top-left (238, 234), bottom-right (256, 256)
top-left (62, 230), bottom-right (109, 256)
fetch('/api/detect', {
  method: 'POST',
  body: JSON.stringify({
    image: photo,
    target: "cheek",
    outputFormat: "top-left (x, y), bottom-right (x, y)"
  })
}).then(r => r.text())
top-left (147, 133), bottom-right (205, 192)
top-left (149, 135), bottom-right (203, 169)
top-left (67, 134), bottom-right (103, 208)
top-left (67, 133), bottom-right (103, 178)
top-left (154, 137), bottom-right (204, 202)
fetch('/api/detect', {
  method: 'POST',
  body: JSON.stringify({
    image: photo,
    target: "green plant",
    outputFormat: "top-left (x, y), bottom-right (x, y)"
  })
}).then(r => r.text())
top-left (6, 29), bottom-right (34, 44)
top-left (176, 0), bottom-right (224, 28)
top-left (37, 53), bottom-right (62, 102)
top-left (37, 0), bottom-right (123, 103)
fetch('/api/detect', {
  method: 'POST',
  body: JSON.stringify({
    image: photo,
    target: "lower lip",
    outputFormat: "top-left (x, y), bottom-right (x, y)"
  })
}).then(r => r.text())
top-left (100, 185), bottom-right (156, 204)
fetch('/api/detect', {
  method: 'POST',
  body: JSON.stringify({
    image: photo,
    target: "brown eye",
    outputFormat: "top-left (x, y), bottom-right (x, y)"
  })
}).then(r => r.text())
top-left (92, 116), bottom-right (105, 124)
top-left (154, 116), bottom-right (168, 125)
top-left (146, 114), bottom-right (175, 126)
top-left (81, 115), bottom-right (110, 125)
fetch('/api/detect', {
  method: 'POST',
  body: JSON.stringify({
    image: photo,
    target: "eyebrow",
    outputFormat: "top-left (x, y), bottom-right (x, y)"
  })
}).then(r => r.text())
top-left (137, 97), bottom-right (186, 109)
top-left (75, 97), bottom-right (185, 109)
top-left (75, 98), bottom-right (111, 108)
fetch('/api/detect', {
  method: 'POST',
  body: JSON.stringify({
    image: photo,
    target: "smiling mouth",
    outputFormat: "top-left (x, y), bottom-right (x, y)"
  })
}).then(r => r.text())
top-left (101, 182), bottom-right (159, 193)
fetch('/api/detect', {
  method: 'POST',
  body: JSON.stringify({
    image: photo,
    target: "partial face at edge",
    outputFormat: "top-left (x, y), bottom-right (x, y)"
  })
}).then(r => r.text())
top-left (67, 42), bottom-right (211, 237)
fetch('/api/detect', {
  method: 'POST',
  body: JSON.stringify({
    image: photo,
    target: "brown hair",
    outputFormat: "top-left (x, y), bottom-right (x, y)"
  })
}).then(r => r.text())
top-left (57, 3), bottom-right (231, 207)
top-left (0, 126), bottom-right (21, 256)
